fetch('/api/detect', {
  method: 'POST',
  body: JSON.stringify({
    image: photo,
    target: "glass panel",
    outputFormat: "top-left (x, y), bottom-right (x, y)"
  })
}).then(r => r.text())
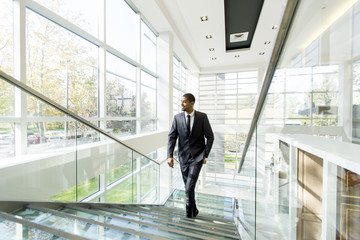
top-left (141, 71), bottom-right (156, 119)
top-left (139, 156), bottom-right (158, 203)
top-left (106, 53), bottom-right (136, 117)
top-left (328, 163), bottom-right (360, 240)
top-left (0, 218), bottom-right (67, 240)
top-left (106, 175), bottom-right (135, 204)
top-left (141, 21), bottom-right (157, 73)
top-left (106, 120), bottom-right (136, 137)
top-left (0, 123), bottom-right (15, 158)
top-left (0, 0), bottom-right (13, 76)
top-left (106, 144), bottom-right (133, 186)
top-left (285, 93), bottom-right (311, 121)
top-left (26, 9), bottom-right (98, 117)
top-left (106, 0), bottom-right (137, 60)
top-left (33, 0), bottom-right (98, 36)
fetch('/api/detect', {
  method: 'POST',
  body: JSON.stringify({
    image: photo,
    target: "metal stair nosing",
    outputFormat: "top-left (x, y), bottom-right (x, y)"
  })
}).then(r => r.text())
top-left (85, 205), bottom-right (240, 239)
top-left (153, 204), bottom-right (235, 223)
top-left (126, 204), bottom-right (236, 224)
top-left (166, 198), bottom-right (234, 213)
top-left (113, 205), bottom-right (238, 233)
top-left (119, 205), bottom-right (238, 231)
top-left (0, 211), bottom-right (90, 240)
top-left (172, 191), bottom-right (234, 204)
top-left (26, 205), bottom-right (167, 240)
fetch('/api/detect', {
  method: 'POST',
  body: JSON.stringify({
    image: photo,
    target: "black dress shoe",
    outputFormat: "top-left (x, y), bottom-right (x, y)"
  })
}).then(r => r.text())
top-left (193, 209), bottom-right (199, 218)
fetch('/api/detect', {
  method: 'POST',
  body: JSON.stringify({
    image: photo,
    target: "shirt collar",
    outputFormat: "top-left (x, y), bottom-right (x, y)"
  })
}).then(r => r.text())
top-left (186, 110), bottom-right (195, 118)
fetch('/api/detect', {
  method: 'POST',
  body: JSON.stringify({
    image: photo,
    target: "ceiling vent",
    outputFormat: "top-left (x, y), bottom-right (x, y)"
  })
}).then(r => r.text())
top-left (230, 32), bottom-right (249, 43)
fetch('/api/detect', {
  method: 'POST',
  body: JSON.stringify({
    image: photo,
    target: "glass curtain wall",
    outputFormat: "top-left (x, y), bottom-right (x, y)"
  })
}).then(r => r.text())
top-left (0, 0), bottom-right (162, 204)
top-left (199, 71), bottom-right (258, 188)
top-left (241, 0), bottom-right (360, 239)
top-left (0, 0), bottom-right (158, 159)
top-left (172, 55), bottom-right (189, 116)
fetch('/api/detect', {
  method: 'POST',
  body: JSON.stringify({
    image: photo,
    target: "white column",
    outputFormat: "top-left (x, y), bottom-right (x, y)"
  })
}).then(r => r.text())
top-left (157, 32), bottom-right (174, 131)
top-left (13, 0), bottom-right (27, 156)
top-left (289, 144), bottom-right (298, 240)
top-left (338, 62), bottom-right (352, 142)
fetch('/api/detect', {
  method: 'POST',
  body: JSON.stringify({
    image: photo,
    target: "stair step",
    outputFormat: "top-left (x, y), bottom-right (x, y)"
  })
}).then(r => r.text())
top-left (11, 206), bottom-right (163, 240)
top-left (0, 191), bottom-right (241, 240)
top-left (113, 205), bottom-right (238, 233)
top-left (65, 205), bottom-right (239, 240)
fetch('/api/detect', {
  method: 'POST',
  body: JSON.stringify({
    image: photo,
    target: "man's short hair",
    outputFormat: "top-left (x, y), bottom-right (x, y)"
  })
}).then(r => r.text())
top-left (183, 93), bottom-right (195, 103)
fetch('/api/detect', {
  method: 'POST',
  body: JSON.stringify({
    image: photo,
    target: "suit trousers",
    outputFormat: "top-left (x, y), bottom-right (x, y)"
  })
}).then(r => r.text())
top-left (180, 157), bottom-right (203, 218)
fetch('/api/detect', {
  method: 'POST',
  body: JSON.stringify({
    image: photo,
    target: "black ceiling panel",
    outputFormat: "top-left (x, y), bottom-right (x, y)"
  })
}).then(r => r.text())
top-left (224, 0), bottom-right (264, 51)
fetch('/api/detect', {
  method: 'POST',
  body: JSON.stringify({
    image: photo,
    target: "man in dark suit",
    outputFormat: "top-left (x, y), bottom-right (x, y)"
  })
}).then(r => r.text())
top-left (167, 93), bottom-right (214, 218)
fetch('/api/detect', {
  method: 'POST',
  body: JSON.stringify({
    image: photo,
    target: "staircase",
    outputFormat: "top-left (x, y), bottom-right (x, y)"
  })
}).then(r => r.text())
top-left (0, 190), bottom-right (240, 239)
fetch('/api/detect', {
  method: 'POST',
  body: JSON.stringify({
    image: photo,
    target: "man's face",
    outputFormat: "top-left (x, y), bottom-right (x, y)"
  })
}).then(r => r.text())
top-left (181, 97), bottom-right (194, 112)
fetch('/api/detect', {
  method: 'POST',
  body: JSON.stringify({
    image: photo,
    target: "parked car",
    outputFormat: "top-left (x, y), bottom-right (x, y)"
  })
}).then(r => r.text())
top-left (27, 134), bottom-right (40, 144)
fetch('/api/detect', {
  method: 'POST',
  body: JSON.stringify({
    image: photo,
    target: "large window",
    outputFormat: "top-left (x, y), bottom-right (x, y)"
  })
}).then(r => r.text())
top-left (0, 0), bottom-right (13, 76)
top-left (141, 71), bottom-right (157, 133)
top-left (199, 71), bottom-right (258, 125)
top-left (0, 0), bottom-right (158, 155)
top-left (26, 9), bottom-right (98, 117)
top-left (106, 0), bottom-right (137, 60)
top-left (141, 21), bottom-right (157, 73)
top-left (265, 65), bottom-right (339, 126)
top-left (173, 56), bottom-right (188, 116)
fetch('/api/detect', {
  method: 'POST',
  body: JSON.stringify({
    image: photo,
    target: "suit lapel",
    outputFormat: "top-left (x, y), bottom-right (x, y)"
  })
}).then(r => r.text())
top-left (190, 111), bottom-right (199, 136)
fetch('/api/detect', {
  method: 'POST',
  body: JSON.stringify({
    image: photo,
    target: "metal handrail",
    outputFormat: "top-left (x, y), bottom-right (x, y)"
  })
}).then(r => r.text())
top-left (0, 70), bottom-right (158, 164)
top-left (238, 0), bottom-right (300, 173)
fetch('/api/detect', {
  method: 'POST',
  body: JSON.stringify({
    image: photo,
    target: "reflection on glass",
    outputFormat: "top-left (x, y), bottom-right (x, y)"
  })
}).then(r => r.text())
top-left (26, 9), bottom-right (98, 117)
top-left (106, 0), bottom-right (137, 60)
top-left (0, 0), bottom-right (13, 76)
top-left (335, 165), bottom-right (360, 240)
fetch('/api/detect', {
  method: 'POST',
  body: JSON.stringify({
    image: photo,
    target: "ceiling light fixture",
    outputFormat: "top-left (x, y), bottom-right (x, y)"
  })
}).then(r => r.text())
top-left (264, 41), bottom-right (271, 45)
top-left (200, 16), bottom-right (208, 21)
top-left (272, 25), bottom-right (278, 29)
top-left (212, 57), bottom-right (217, 60)
top-left (209, 48), bottom-right (215, 51)
top-left (259, 52), bottom-right (265, 55)
top-left (206, 35), bottom-right (212, 39)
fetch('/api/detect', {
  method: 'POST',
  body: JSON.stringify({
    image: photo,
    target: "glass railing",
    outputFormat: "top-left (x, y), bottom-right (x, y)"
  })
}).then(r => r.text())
top-left (238, 0), bottom-right (360, 239)
top-left (0, 70), bottom-right (180, 204)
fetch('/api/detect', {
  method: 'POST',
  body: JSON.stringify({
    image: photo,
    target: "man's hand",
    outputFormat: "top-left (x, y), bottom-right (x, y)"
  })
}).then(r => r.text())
top-left (167, 157), bottom-right (174, 168)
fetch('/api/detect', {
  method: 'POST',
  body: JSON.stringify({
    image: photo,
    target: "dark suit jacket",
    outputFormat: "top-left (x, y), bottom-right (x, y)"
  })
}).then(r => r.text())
top-left (167, 110), bottom-right (214, 164)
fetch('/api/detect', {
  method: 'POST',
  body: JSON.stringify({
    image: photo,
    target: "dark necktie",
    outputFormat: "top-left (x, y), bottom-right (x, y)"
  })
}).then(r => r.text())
top-left (186, 114), bottom-right (191, 133)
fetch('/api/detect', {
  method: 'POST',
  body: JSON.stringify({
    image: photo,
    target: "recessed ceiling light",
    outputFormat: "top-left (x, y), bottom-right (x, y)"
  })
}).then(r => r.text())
top-left (206, 35), bottom-right (212, 39)
top-left (212, 57), bottom-right (217, 60)
top-left (272, 25), bottom-right (278, 29)
top-left (200, 16), bottom-right (208, 21)
top-left (235, 55), bottom-right (240, 58)
top-left (264, 41), bottom-right (271, 45)
top-left (209, 48), bottom-right (215, 51)
top-left (259, 52), bottom-right (265, 55)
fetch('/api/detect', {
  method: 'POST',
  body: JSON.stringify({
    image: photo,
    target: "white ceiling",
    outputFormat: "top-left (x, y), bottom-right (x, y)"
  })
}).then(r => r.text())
top-left (131, 0), bottom-right (288, 74)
